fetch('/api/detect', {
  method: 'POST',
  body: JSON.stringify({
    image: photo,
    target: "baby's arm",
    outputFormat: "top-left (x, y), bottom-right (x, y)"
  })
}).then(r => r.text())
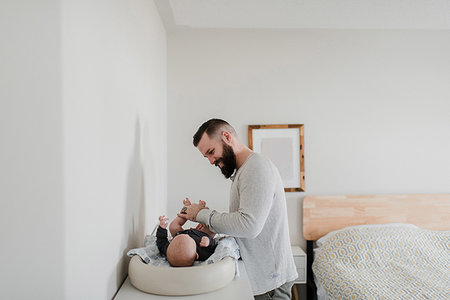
top-left (156, 216), bottom-right (170, 256)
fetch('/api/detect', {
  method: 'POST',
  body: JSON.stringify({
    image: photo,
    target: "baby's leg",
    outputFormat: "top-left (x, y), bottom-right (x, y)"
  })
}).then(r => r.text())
top-left (169, 215), bottom-right (187, 237)
top-left (169, 198), bottom-right (191, 236)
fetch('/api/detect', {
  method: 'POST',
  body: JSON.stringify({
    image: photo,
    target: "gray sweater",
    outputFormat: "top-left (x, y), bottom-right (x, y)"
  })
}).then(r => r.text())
top-left (197, 152), bottom-right (298, 295)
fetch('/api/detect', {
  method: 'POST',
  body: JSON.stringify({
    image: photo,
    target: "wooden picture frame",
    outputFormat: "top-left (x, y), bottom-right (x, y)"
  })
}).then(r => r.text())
top-left (248, 124), bottom-right (305, 192)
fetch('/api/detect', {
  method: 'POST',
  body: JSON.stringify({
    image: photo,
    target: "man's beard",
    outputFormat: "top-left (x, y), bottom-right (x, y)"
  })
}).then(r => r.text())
top-left (216, 142), bottom-right (237, 179)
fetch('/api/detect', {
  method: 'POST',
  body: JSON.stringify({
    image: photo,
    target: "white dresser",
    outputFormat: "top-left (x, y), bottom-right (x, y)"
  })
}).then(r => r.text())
top-left (291, 246), bottom-right (307, 300)
top-left (291, 246), bottom-right (307, 284)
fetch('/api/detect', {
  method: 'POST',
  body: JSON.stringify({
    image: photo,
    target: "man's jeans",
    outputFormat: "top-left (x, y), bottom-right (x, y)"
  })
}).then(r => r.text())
top-left (254, 281), bottom-right (294, 300)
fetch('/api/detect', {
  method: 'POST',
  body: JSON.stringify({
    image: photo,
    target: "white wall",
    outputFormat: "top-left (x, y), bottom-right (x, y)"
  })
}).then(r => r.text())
top-left (0, 0), bottom-right (167, 299)
top-left (62, 0), bottom-right (167, 299)
top-left (167, 29), bottom-right (450, 250)
top-left (0, 1), bottom-right (64, 299)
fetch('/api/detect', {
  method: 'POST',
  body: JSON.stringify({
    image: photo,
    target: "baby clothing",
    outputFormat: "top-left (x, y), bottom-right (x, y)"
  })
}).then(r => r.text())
top-left (156, 227), bottom-right (217, 261)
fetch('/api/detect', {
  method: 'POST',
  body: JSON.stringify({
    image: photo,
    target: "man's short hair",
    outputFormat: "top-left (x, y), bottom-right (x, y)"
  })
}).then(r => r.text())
top-left (193, 118), bottom-right (235, 147)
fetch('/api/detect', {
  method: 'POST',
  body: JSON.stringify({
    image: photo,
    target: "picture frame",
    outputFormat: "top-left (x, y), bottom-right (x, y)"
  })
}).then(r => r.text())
top-left (248, 124), bottom-right (305, 192)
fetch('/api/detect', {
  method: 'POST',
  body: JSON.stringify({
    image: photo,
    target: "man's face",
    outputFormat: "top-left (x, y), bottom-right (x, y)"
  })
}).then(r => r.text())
top-left (197, 132), bottom-right (237, 178)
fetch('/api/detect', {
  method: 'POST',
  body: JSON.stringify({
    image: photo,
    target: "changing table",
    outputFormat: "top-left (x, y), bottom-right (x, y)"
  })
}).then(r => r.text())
top-left (114, 260), bottom-right (253, 300)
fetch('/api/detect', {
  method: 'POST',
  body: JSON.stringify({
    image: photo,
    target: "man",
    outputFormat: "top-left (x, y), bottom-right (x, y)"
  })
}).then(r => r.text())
top-left (178, 119), bottom-right (298, 300)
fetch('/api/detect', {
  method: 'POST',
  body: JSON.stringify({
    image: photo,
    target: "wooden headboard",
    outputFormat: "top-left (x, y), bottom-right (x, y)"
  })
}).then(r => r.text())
top-left (303, 194), bottom-right (450, 240)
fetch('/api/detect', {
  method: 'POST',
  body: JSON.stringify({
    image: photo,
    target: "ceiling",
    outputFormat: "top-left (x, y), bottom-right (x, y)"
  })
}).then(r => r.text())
top-left (155, 0), bottom-right (450, 31)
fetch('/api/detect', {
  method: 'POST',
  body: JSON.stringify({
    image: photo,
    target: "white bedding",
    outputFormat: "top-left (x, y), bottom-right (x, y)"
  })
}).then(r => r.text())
top-left (313, 224), bottom-right (450, 300)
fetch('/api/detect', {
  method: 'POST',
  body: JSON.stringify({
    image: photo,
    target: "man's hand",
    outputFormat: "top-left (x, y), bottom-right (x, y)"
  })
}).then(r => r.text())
top-left (183, 197), bottom-right (191, 207)
top-left (179, 197), bottom-right (192, 214)
top-left (178, 200), bottom-right (208, 221)
top-left (158, 215), bottom-right (168, 229)
top-left (199, 236), bottom-right (210, 247)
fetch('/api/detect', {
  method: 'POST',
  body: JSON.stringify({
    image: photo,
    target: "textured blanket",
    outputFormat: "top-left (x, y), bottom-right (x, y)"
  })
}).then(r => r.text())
top-left (313, 224), bottom-right (450, 300)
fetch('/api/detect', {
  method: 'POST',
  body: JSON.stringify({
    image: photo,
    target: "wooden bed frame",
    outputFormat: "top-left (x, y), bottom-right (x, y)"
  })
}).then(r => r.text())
top-left (302, 194), bottom-right (450, 300)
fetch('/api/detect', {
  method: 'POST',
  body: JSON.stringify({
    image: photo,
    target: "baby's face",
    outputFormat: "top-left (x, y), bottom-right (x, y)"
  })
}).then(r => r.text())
top-left (167, 234), bottom-right (198, 267)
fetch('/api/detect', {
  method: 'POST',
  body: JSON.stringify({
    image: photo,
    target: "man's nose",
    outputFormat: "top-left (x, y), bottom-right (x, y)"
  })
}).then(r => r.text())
top-left (208, 157), bottom-right (215, 165)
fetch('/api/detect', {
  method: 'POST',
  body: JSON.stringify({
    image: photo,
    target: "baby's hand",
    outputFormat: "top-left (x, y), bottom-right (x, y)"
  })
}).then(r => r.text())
top-left (199, 236), bottom-right (210, 247)
top-left (158, 215), bottom-right (168, 229)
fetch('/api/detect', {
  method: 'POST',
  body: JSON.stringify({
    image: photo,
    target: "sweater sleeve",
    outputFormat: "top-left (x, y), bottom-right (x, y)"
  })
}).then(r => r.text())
top-left (197, 157), bottom-right (275, 239)
top-left (156, 226), bottom-right (170, 256)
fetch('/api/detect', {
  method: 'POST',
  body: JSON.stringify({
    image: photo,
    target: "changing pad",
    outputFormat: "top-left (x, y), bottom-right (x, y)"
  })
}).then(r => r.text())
top-left (127, 234), bottom-right (240, 295)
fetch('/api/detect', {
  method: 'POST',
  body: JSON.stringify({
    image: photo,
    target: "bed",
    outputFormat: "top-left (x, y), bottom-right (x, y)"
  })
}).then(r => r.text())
top-left (302, 194), bottom-right (450, 300)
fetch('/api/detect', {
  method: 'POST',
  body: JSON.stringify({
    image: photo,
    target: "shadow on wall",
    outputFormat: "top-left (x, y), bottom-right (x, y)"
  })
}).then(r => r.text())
top-left (109, 117), bottom-right (147, 299)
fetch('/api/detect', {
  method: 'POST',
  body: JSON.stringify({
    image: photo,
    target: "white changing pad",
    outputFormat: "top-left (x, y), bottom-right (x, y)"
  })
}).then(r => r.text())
top-left (129, 255), bottom-right (236, 296)
top-left (127, 234), bottom-right (241, 295)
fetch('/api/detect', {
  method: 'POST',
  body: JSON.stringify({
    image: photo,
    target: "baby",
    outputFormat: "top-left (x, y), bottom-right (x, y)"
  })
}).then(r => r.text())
top-left (156, 199), bottom-right (217, 267)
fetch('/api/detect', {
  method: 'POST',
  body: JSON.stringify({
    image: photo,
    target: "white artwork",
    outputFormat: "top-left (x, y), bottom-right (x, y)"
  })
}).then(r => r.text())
top-left (249, 125), bottom-right (304, 191)
top-left (261, 137), bottom-right (294, 183)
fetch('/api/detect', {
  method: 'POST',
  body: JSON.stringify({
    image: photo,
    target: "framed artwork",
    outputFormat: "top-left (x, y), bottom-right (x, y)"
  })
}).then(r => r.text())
top-left (248, 124), bottom-right (305, 192)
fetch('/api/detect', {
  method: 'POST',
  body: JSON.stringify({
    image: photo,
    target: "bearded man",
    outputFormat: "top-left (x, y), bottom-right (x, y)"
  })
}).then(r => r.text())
top-left (178, 119), bottom-right (298, 300)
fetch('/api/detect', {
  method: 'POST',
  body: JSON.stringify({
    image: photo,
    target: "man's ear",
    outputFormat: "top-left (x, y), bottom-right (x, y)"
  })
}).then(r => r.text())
top-left (221, 131), bottom-right (233, 145)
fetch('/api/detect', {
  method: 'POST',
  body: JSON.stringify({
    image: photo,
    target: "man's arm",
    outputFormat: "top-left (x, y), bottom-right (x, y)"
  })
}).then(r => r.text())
top-left (199, 160), bottom-right (275, 238)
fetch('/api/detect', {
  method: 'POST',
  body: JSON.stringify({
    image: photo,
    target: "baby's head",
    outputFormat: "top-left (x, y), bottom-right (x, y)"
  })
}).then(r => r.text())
top-left (166, 234), bottom-right (198, 267)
